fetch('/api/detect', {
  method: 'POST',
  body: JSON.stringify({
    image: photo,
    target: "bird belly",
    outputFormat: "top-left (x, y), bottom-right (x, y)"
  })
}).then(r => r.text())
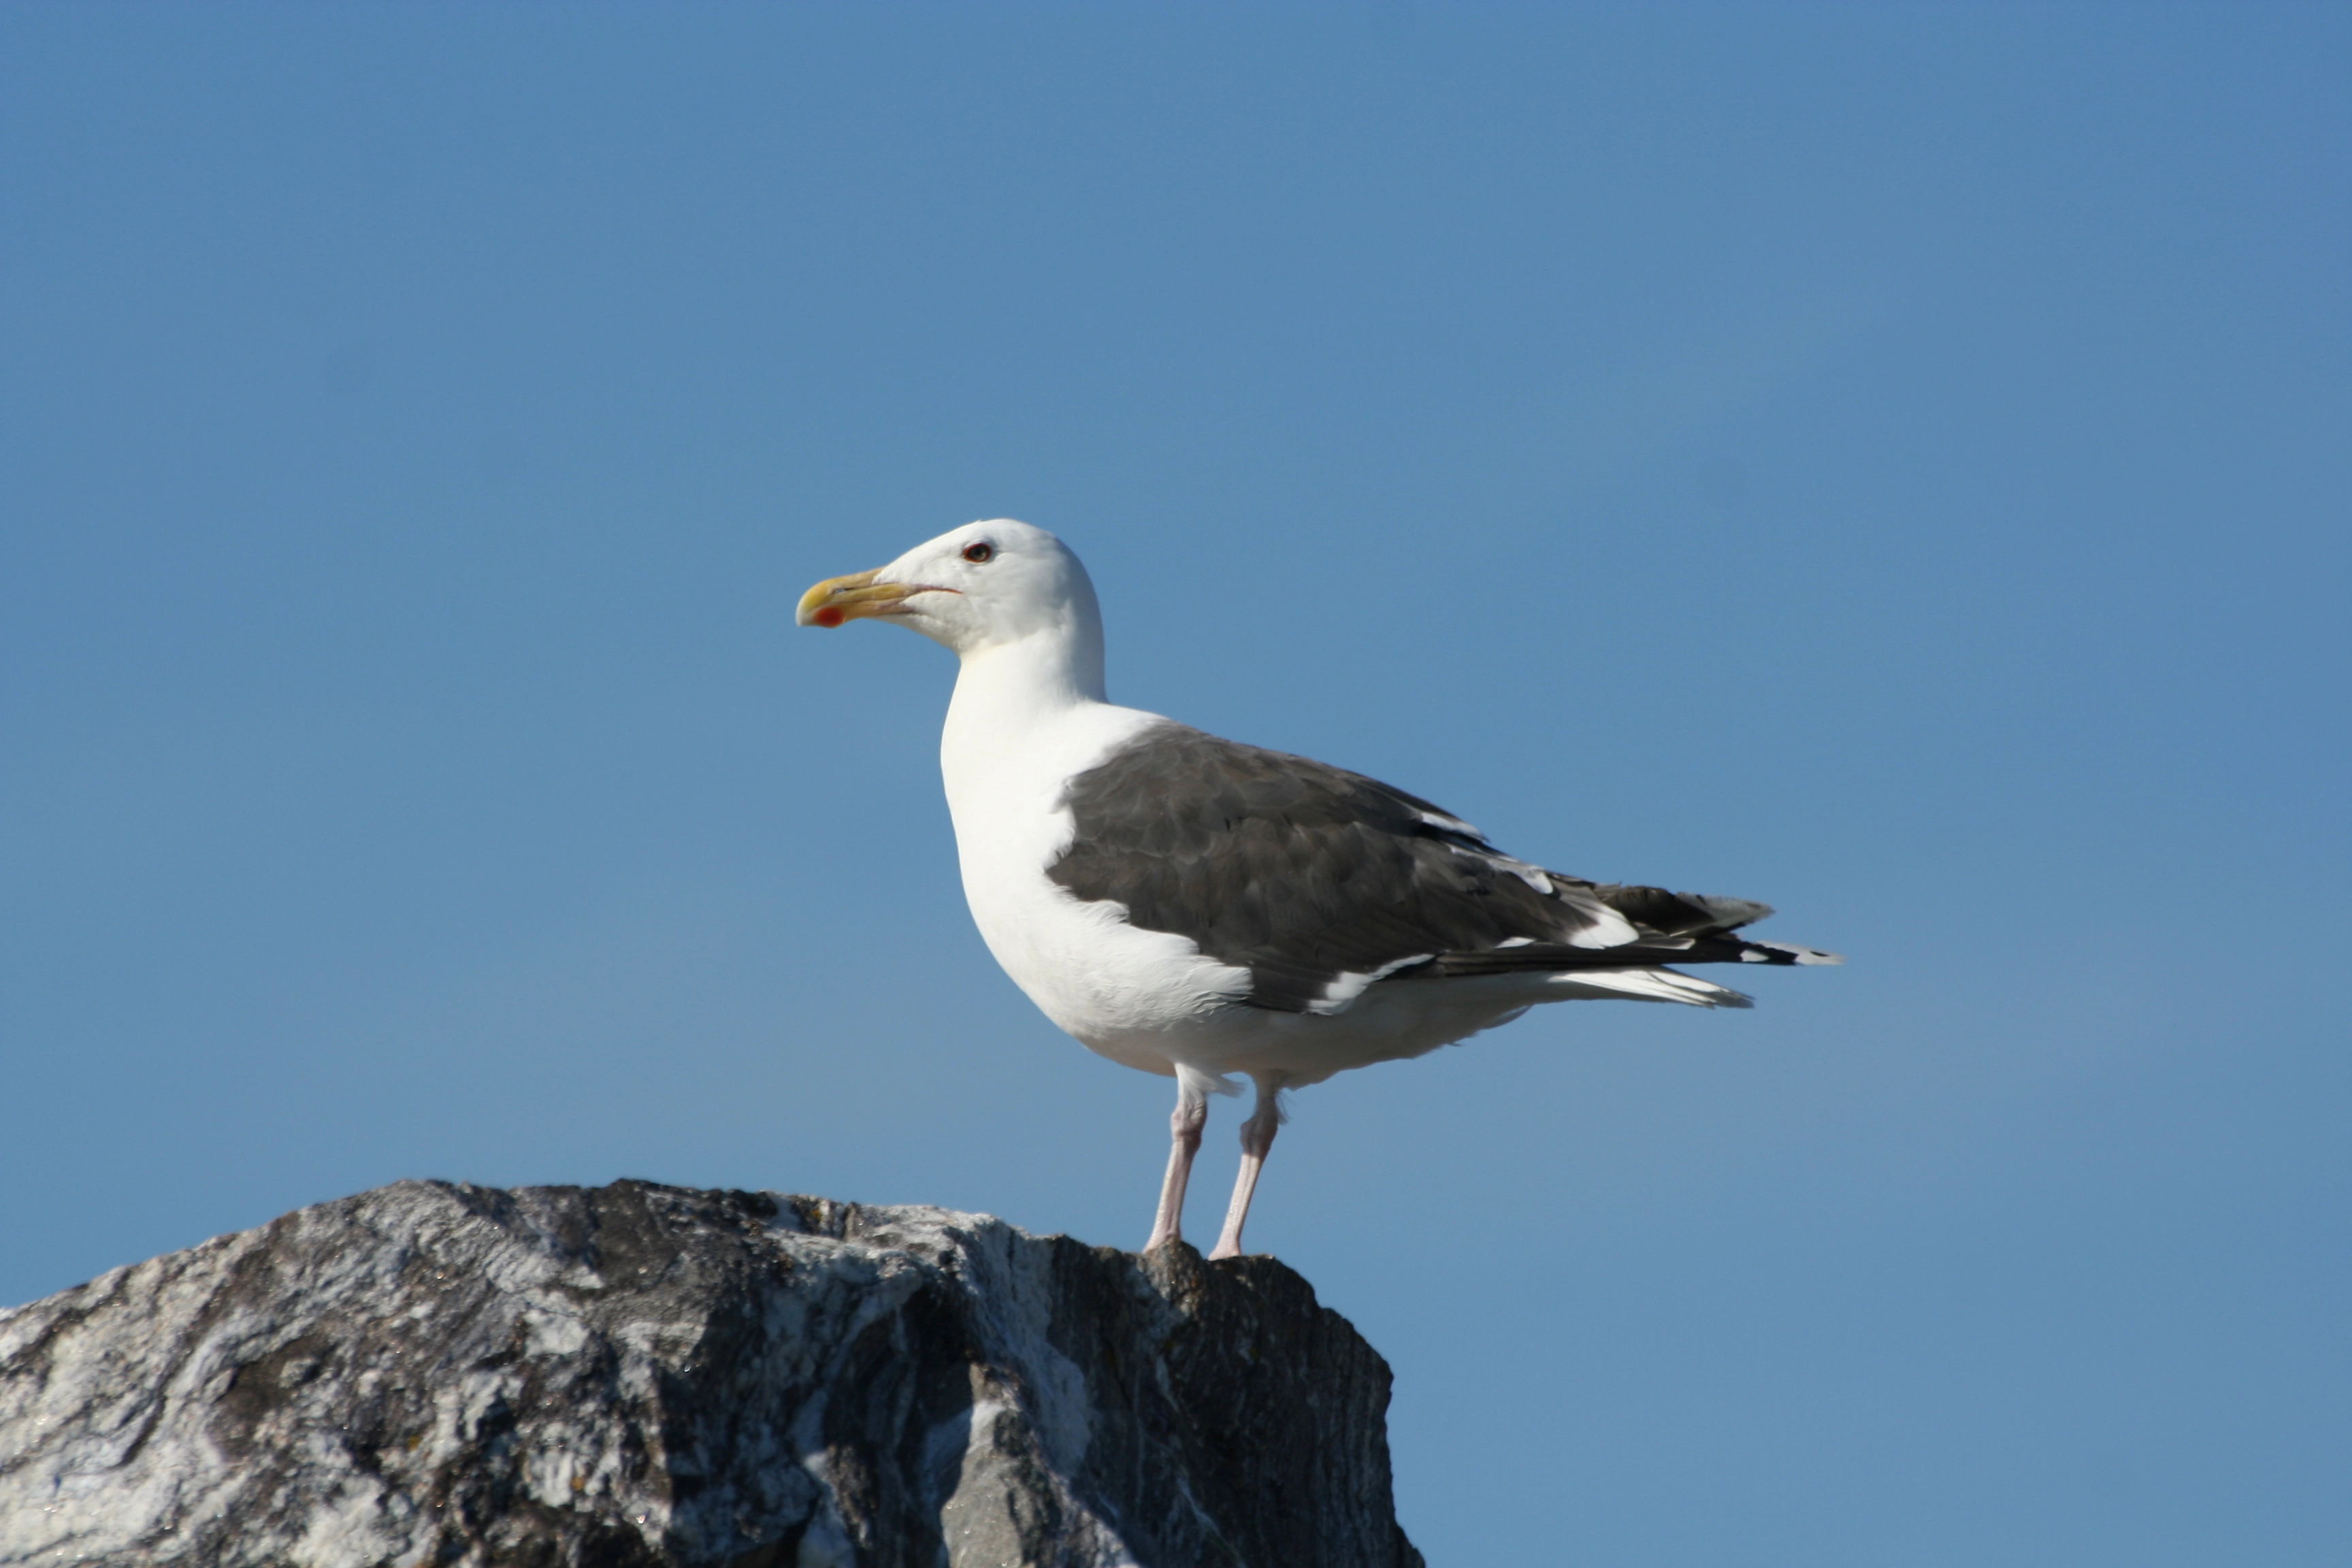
top-left (1068, 971), bottom-right (1565, 1088)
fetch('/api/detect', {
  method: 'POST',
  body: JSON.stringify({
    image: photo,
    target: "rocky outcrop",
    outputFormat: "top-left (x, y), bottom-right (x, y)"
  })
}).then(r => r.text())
top-left (0, 1180), bottom-right (1422, 1567)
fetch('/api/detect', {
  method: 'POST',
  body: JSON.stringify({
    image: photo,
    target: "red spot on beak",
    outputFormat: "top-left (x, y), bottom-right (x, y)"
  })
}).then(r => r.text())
top-left (813, 606), bottom-right (845, 628)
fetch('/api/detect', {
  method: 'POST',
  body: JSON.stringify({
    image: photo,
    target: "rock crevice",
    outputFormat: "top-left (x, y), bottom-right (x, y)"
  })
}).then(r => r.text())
top-left (0, 1180), bottom-right (1422, 1568)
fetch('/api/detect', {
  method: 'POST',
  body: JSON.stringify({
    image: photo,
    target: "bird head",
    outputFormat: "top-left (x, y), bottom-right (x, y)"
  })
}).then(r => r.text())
top-left (797, 519), bottom-right (1102, 662)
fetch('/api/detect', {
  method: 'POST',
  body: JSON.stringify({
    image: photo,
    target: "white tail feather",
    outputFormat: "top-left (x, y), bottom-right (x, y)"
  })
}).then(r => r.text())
top-left (1541, 967), bottom-right (1754, 1009)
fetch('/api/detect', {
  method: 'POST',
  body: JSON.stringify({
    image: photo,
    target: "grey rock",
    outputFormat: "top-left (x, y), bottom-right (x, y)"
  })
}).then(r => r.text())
top-left (0, 1180), bottom-right (1423, 1568)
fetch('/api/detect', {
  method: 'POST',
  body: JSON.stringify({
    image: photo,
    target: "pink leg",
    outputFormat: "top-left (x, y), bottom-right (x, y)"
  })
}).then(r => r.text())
top-left (1208, 1077), bottom-right (1283, 1260)
top-left (1143, 1083), bottom-right (1207, 1252)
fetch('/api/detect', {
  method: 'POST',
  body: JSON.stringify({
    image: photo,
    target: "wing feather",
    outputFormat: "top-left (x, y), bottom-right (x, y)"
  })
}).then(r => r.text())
top-left (1048, 723), bottom-right (1835, 1013)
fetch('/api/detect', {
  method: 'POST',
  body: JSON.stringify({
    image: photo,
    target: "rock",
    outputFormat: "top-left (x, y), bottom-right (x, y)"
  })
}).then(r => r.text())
top-left (0, 1179), bottom-right (1423, 1568)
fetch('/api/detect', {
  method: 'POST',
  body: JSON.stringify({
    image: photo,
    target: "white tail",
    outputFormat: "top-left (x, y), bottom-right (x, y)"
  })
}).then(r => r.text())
top-left (1541, 967), bottom-right (1755, 1009)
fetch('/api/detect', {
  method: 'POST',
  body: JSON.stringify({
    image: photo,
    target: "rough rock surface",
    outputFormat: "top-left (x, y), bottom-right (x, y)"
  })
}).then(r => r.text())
top-left (0, 1180), bottom-right (1422, 1567)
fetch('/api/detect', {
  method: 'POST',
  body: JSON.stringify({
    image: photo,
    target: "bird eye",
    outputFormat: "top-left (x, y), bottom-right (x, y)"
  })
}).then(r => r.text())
top-left (962, 542), bottom-right (994, 564)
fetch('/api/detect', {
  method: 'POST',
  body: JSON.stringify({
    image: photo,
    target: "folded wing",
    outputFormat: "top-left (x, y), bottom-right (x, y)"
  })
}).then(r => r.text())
top-left (1048, 723), bottom-right (1838, 1015)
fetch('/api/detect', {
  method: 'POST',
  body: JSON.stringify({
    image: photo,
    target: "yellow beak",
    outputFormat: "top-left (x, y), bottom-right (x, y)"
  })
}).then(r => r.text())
top-left (797, 568), bottom-right (917, 628)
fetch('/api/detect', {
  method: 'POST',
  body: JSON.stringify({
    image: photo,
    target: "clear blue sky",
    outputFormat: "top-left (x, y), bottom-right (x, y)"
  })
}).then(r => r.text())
top-left (3, 5), bottom-right (2346, 1563)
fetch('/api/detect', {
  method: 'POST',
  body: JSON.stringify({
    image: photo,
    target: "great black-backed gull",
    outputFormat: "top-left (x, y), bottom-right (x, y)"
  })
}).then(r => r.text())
top-left (799, 519), bottom-right (1838, 1258)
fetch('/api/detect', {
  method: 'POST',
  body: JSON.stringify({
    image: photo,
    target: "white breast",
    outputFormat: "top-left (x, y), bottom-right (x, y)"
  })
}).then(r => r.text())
top-left (940, 685), bottom-right (1251, 1067)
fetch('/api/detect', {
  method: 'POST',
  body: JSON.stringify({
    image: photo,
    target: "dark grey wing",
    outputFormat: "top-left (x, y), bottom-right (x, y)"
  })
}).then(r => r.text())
top-left (1047, 723), bottom-right (1832, 1013)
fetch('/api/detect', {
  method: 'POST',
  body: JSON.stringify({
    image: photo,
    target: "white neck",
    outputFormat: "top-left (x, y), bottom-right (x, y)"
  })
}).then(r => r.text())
top-left (941, 624), bottom-right (1111, 785)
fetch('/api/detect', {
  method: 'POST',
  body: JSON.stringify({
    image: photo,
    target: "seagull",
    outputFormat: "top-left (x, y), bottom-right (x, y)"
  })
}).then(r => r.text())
top-left (799, 519), bottom-right (1838, 1259)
